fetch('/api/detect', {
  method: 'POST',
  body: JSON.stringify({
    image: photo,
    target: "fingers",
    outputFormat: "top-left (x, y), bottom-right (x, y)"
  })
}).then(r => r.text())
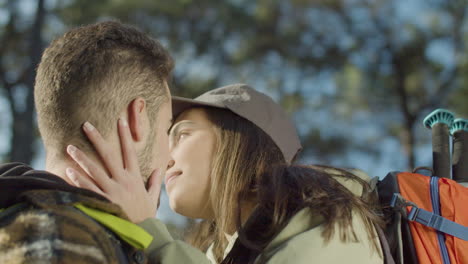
top-left (65, 167), bottom-right (109, 200)
top-left (67, 145), bottom-right (115, 193)
top-left (118, 118), bottom-right (140, 176)
top-left (82, 121), bottom-right (124, 181)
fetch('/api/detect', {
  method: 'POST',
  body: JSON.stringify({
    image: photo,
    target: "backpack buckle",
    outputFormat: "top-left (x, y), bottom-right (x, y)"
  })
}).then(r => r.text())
top-left (407, 207), bottom-right (420, 221)
top-left (390, 193), bottom-right (418, 215)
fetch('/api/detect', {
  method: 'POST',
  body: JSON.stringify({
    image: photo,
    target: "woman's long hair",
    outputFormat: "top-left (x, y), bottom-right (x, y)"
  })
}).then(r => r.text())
top-left (222, 165), bottom-right (383, 264)
top-left (184, 107), bottom-right (382, 263)
top-left (185, 107), bottom-right (286, 263)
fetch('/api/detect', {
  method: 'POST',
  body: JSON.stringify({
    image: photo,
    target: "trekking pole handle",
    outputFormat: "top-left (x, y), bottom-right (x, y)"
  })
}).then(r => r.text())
top-left (423, 109), bottom-right (454, 179)
top-left (451, 118), bottom-right (468, 183)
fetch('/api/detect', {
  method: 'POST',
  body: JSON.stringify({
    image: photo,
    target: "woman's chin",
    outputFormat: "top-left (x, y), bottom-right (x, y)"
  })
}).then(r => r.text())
top-left (170, 201), bottom-right (204, 219)
top-left (168, 196), bottom-right (190, 216)
top-left (168, 190), bottom-right (213, 219)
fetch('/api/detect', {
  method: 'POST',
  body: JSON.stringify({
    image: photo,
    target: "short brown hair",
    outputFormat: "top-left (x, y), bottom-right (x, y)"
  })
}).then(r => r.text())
top-left (35, 21), bottom-right (173, 155)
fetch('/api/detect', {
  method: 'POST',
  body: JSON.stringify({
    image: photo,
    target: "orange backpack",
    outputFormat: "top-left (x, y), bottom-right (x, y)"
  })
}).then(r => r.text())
top-left (379, 172), bottom-right (468, 264)
top-left (377, 110), bottom-right (468, 264)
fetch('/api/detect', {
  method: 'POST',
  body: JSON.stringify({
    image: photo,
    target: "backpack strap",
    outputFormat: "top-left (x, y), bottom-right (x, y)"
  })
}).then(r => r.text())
top-left (391, 194), bottom-right (468, 241)
top-left (374, 224), bottom-right (396, 264)
top-left (368, 176), bottom-right (396, 264)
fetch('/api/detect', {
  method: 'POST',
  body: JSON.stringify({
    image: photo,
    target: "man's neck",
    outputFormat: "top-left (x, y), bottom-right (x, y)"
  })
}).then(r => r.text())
top-left (46, 160), bottom-right (75, 185)
top-left (45, 156), bottom-right (105, 186)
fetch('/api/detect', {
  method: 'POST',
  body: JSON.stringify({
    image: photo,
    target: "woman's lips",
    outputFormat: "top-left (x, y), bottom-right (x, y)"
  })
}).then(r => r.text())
top-left (165, 171), bottom-right (181, 185)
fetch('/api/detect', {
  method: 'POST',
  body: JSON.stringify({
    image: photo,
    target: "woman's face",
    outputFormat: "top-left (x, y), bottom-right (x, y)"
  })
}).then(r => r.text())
top-left (165, 108), bottom-right (216, 219)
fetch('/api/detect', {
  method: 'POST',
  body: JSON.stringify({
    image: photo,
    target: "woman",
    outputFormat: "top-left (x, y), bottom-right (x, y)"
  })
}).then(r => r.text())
top-left (66, 84), bottom-right (384, 263)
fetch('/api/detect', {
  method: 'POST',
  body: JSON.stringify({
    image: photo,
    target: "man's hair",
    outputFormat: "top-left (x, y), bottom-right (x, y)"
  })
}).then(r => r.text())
top-left (35, 21), bottom-right (173, 156)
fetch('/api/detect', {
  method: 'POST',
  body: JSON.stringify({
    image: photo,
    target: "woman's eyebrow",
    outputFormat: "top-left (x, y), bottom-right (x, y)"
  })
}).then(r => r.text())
top-left (170, 120), bottom-right (196, 135)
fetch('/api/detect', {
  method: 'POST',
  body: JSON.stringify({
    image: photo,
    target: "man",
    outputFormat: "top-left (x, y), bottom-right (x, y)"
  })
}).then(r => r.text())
top-left (0, 21), bottom-right (209, 263)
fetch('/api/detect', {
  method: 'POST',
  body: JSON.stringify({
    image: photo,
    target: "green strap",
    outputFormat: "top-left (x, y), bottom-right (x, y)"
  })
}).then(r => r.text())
top-left (74, 203), bottom-right (153, 250)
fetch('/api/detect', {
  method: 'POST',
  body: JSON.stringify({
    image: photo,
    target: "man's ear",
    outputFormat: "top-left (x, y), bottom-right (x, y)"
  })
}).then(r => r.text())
top-left (127, 97), bottom-right (147, 142)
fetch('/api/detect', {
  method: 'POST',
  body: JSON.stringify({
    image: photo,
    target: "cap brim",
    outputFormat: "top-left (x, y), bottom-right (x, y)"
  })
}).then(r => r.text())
top-left (171, 96), bottom-right (226, 119)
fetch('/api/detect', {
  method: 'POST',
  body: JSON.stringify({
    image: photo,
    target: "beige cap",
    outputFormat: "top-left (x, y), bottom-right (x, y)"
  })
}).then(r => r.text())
top-left (171, 84), bottom-right (302, 163)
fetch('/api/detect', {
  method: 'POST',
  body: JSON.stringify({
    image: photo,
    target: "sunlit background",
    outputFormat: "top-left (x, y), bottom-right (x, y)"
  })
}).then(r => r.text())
top-left (1, 0), bottom-right (467, 233)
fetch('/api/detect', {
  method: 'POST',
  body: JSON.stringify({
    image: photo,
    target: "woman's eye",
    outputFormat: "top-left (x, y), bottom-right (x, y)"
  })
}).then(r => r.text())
top-left (177, 132), bottom-right (189, 141)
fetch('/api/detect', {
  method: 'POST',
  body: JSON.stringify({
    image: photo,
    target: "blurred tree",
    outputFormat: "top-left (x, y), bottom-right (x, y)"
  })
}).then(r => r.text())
top-left (0, 0), bottom-right (467, 172)
top-left (86, 0), bottom-right (467, 169)
top-left (333, 0), bottom-right (468, 169)
top-left (0, 0), bottom-right (45, 163)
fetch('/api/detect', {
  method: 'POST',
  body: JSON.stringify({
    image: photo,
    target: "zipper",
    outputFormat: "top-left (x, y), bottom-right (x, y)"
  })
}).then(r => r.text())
top-left (430, 177), bottom-right (450, 264)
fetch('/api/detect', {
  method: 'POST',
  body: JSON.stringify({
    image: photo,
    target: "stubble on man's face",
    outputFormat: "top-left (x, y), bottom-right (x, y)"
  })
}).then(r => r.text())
top-left (137, 100), bottom-right (172, 184)
top-left (138, 131), bottom-right (156, 183)
top-left (138, 84), bottom-right (172, 185)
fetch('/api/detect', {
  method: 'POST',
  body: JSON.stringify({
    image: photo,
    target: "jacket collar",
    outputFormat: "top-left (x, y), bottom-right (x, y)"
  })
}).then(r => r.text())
top-left (0, 162), bottom-right (116, 215)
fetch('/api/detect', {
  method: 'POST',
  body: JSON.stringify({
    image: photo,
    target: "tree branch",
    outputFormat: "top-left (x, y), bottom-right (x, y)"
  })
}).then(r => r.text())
top-left (420, 2), bottom-right (466, 111)
top-left (0, 1), bottom-right (17, 57)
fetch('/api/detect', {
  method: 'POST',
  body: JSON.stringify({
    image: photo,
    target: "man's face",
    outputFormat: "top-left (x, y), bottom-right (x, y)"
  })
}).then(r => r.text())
top-left (138, 84), bottom-right (173, 184)
top-left (148, 99), bottom-right (172, 179)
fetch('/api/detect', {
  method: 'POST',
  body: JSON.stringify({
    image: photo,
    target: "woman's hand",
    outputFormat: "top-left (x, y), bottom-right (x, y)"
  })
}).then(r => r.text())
top-left (65, 119), bottom-right (163, 223)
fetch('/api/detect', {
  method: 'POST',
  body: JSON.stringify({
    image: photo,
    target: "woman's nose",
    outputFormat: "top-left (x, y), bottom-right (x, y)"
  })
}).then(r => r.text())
top-left (167, 159), bottom-right (175, 170)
